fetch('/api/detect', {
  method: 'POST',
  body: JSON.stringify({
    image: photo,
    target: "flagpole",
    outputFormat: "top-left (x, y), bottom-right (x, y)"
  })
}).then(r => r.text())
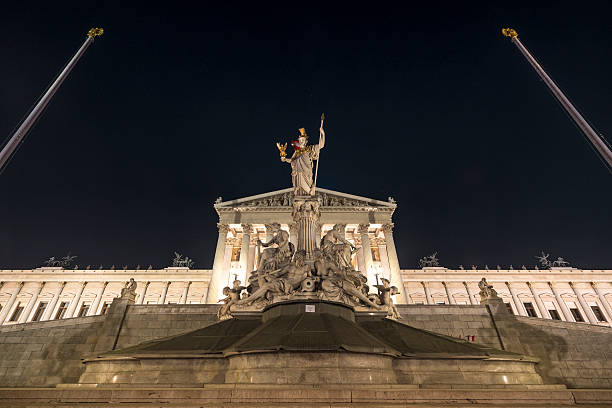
top-left (0, 28), bottom-right (104, 174)
top-left (502, 28), bottom-right (612, 170)
top-left (312, 113), bottom-right (325, 194)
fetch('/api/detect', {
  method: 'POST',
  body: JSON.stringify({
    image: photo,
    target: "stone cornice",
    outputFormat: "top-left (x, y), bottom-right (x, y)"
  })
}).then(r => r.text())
top-left (400, 268), bottom-right (612, 283)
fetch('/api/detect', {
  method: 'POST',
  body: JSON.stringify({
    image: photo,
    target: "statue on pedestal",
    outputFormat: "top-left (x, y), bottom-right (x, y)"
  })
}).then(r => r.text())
top-left (320, 224), bottom-right (357, 269)
top-left (254, 223), bottom-right (293, 280)
top-left (237, 250), bottom-right (310, 307)
top-left (373, 278), bottom-right (401, 320)
top-left (120, 278), bottom-right (137, 301)
top-left (217, 279), bottom-right (246, 320)
top-left (277, 125), bottom-right (325, 197)
top-left (478, 277), bottom-right (499, 301)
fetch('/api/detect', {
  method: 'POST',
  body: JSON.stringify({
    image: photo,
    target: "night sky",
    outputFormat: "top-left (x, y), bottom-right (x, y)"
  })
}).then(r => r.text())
top-left (0, 2), bottom-right (610, 270)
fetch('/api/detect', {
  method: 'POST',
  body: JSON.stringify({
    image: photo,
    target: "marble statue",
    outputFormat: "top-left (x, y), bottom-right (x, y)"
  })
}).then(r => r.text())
top-left (320, 224), bottom-right (357, 269)
top-left (314, 249), bottom-right (380, 309)
top-left (238, 250), bottom-right (310, 307)
top-left (277, 127), bottom-right (325, 196)
top-left (121, 278), bottom-right (137, 298)
top-left (478, 277), bottom-right (498, 301)
top-left (217, 279), bottom-right (247, 320)
top-left (218, 122), bottom-right (400, 319)
top-left (253, 223), bottom-right (294, 287)
top-left (373, 278), bottom-right (401, 320)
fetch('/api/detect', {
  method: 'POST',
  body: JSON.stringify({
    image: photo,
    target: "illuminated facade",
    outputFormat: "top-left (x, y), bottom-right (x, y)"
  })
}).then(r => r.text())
top-left (1, 187), bottom-right (610, 327)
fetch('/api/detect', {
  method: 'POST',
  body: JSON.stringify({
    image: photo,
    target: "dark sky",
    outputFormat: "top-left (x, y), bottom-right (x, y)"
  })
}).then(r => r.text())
top-left (0, 2), bottom-right (610, 270)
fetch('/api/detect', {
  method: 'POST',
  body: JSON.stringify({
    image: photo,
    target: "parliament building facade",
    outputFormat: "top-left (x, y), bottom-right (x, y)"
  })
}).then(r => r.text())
top-left (1, 187), bottom-right (611, 327)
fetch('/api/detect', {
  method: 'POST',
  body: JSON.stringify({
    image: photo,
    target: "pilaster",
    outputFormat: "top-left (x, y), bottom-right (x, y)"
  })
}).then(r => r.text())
top-left (549, 282), bottom-right (573, 321)
top-left (18, 282), bottom-right (43, 323)
top-left (0, 282), bottom-right (23, 324)
top-left (569, 282), bottom-right (597, 324)
top-left (527, 282), bottom-right (550, 319)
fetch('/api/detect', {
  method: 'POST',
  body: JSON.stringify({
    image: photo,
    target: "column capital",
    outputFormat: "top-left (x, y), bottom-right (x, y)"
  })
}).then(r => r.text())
top-left (217, 223), bottom-right (230, 233)
top-left (241, 223), bottom-right (253, 234)
top-left (590, 281), bottom-right (600, 288)
top-left (382, 223), bottom-right (395, 233)
top-left (442, 281), bottom-right (448, 287)
top-left (462, 281), bottom-right (469, 287)
top-left (526, 281), bottom-right (533, 288)
top-left (358, 223), bottom-right (370, 234)
top-left (420, 281), bottom-right (428, 288)
top-left (568, 281), bottom-right (575, 288)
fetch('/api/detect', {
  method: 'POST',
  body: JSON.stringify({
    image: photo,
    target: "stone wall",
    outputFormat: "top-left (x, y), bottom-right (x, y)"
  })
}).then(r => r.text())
top-left (114, 304), bottom-right (220, 348)
top-left (0, 298), bottom-right (611, 389)
top-left (508, 315), bottom-right (612, 388)
top-left (396, 304), bottom-right (502, 349)
top-left (0, 315), bottom-right (104, 386)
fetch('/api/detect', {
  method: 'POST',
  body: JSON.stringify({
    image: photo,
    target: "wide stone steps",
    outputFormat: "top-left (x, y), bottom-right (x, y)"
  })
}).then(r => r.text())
top-left (0, 386), bottom-right (611, 407)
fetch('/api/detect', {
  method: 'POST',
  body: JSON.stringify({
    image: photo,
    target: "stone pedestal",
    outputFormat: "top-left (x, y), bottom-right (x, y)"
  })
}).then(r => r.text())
top-left (292, 196), bottom-right (321, 260)
top-left (92, 294), bottom-right (135, 353)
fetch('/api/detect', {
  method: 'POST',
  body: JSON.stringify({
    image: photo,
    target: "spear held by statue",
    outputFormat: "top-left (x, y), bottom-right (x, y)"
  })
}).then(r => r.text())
top-left (312, 113), bottom-right (325, 194)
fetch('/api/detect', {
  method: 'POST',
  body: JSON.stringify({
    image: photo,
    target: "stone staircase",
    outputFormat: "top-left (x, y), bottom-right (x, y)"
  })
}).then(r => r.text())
top-left (0, 385), bottom-right (611, 407)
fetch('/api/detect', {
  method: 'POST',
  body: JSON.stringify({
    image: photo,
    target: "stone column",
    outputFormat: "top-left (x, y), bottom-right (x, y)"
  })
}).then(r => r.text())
top-left (591, 282), bottom-right (612, 322)
top-left (569, 282), bottom-right (597, 324)
top-left (506, 282), bottom-right (527, 316)
top-left (18, 282), bottom-right (44, 323)
top-left (88, 282), bottom-right (108, 316)
top-left (292, 197), bottom-right (321, 259)
top-left (315, 223), bottom-right (322, 248)
top-left (359, 224), bottom-right (374, 283)
top-left (42, 282), bottom-right (65, 321)
top-left (0, 282), bottom-right (23, 324)
top-left (66, 282), bottom-right (86, 318)
top-left (137, 281), bottom-right (150, 305)
top-left (247, 242), bottom-right (256, 279)
top-left (205, 223), bottom-right (230, 303)
top-left (180, 282), bottom-right (191, 304)
top-left (549, 282), bottom-right (573, 322)
top-left (527, 282), bottom-right (550, 319)
top-left (421, 282), bottom-right (433, 305)
top-left (265, 223), bottom-right (274, 242)
top-left (382, 223), bottom-right (407, 303)
top-left (378, 244), bottom-right (391, 280)
top-left (463, 282), bottom-right (476, 305)
top-left (288, 223), bottom-right (298, 248)
top-left (239, 224), bottom-right (252, 283)
top-left (159, 281), bottom-right (170, 304)
top-left (443, 282), bottom-right (456, 304)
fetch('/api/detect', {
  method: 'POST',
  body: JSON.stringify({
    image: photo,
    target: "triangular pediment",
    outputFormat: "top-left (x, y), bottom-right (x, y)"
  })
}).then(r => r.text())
top-left (214, 187), bottom-right (396, 211)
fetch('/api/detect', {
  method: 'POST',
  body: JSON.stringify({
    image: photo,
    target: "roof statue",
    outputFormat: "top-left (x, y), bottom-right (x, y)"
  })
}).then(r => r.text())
top-left (536, 251), bottom-right (552, 269)
top-left (552, 257), bottom-right (570, 267)
top-left (172, 252), bottom-right (195, 268)
top-left (419, 252), bottom-right (440, 268)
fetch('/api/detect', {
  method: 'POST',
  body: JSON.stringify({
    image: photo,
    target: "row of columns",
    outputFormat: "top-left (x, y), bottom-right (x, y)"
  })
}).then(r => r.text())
top-left (414, 281), bottom-right (610, 324)
top-left (206, 222), bottom-right (406, 304)
top-left (0, 280), bottom-right (197, 325)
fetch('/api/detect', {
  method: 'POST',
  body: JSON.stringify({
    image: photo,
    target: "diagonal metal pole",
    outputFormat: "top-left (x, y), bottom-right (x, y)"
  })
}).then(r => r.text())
top-left (502, 28), bottom-right (612, 170)
top-left (0, 28), bottom-right (104, 173)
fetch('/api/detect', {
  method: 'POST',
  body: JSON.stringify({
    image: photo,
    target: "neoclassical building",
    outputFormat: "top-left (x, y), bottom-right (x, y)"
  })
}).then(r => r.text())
top-left (1, 188), bottom-right (611, 327)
